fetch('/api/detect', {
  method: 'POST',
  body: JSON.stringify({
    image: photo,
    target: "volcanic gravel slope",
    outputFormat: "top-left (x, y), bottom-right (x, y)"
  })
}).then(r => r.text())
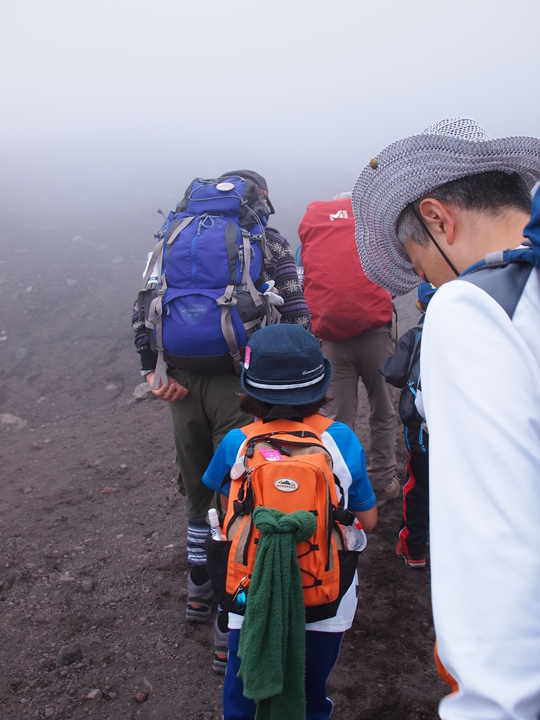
top-left (0, 200), bottom-right (448, 718)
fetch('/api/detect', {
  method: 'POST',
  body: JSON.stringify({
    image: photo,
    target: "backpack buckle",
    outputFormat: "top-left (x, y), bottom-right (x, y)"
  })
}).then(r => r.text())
top-left (333, 507), bottom-right (355, 526)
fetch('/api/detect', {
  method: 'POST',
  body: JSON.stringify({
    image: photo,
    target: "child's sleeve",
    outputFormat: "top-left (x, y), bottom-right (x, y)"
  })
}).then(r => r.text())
top-left (379, 326), bottom-right (418, 388)
top-left (202, 428), bottom-right (246, 497)
top-left (324, 422), bottom-right (376, 512)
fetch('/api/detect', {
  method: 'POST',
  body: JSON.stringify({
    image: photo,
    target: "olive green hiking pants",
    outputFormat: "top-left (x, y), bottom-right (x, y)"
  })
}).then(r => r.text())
top-left (167, 368), bottom-right (253, 522)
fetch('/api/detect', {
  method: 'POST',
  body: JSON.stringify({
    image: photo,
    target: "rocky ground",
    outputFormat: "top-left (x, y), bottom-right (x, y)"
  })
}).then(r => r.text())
top-left (0, 197), bottom-right (448, 719)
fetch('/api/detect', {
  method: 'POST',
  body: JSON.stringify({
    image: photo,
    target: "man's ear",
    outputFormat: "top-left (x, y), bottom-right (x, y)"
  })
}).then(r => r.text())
top-left (418, 198), bottom-right (456, 246)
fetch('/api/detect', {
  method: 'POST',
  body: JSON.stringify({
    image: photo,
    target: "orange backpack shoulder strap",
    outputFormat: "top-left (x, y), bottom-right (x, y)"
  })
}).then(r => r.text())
top-left (302, 413), bottom-right (333, 436)
top-left (239, 418), bottom-right (265, 442)
top-left (241, 414), bottom-right (333, 445)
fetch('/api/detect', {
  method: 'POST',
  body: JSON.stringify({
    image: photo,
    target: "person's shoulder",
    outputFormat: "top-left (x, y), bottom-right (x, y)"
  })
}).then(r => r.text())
top-left (265, 226), bottom-right (285, 240)
top-left (210, 427), bottom-right (249, 461)
top-left (324, 420), bottom-right (363, 449)
top-left (222, 426), bottom-right (249, 447)
top-left (426, 276), bottom-right (515, 329)
top-left (265, 227), bottom-right (292, 249)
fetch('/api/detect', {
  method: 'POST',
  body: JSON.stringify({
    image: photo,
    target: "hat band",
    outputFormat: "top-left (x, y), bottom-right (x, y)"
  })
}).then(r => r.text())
top-left (245, 372), bottom-right (325, 391)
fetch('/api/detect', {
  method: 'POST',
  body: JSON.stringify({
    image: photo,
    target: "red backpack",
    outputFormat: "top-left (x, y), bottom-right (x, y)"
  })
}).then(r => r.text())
top-left (298, 198), bottom-right (392, 341)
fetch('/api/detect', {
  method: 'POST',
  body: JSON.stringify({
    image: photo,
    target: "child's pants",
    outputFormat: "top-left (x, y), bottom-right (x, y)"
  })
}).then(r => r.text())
top-left (399, 451), bottom-right (429, 559)
top-left (223, 629), bottom-right (343, 720)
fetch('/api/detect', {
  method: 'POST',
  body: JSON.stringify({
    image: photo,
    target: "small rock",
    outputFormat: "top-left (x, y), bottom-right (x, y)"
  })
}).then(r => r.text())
top-left (105, 384), bottom-right (117, 391)
top-left (120, 464), bottom-right (128, 470)
top-left (87, 688), bottom-right (102, 701)
top-left (108, 691), bottom-right (117, 700)
top-left (45, 707), bottom-right (55, 718)
top-left (66, 279), bottom-right (78, 287)
top-left (0, 414), bottom-right (27, 431)
top-left (23, 487), bottom-right (32, 493)
top-left (81, 579), bottom-right (94, 592)
top-left (56, 643), bottom-right (82, 668)
top-left (134, 691), bottom-right (148, 703)
top-left (133, 383), bottom-right (152, 401)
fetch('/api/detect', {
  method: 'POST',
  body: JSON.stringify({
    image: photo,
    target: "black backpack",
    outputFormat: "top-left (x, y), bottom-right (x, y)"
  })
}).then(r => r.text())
top-left (398, 321), bottom-right (428, 454)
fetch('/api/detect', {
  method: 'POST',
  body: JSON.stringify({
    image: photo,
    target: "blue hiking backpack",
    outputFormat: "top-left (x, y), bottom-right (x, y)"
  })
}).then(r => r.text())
top-left (138, 176), bottom-right (277, 386)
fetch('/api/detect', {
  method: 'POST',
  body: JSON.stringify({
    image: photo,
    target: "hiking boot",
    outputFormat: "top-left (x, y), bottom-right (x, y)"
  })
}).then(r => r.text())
top-left (213, 617), bottom-right (229, 674)
top-left (376, 474), bottom-right (401, 507)
top-left (186, 574), bottom-right (214, 623)
top-left (396, 540), bottom-right (426, 569)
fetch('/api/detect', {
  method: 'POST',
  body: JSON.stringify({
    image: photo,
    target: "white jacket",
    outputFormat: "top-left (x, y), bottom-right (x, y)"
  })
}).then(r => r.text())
top-left (422, 267), bottom-right (540, 720)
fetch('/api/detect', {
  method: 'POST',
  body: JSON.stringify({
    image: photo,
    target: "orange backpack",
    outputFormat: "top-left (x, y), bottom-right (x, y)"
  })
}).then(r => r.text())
top-left (206, 414), bottom-right (361, 623)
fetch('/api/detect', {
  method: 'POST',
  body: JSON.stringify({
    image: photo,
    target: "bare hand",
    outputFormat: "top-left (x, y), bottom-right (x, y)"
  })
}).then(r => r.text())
top-left (145, 372), bottom-right (188, 402)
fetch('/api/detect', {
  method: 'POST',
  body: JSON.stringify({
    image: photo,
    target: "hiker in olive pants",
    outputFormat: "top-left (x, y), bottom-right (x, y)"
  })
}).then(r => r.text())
top-left (167, 367), bottom-right (252, 570)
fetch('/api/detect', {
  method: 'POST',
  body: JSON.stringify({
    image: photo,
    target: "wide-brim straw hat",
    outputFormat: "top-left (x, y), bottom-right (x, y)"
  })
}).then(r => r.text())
top-left (352, 117), bottom-right (540, 296)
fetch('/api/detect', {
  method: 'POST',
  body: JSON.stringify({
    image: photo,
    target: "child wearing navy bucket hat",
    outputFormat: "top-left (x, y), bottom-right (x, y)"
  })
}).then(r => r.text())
top-left (203, 324), bottom-right (377, 720)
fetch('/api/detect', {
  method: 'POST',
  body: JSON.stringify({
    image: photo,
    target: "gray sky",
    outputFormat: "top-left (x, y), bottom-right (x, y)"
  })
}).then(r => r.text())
top-left (1, 0), bottom-right (539, 222)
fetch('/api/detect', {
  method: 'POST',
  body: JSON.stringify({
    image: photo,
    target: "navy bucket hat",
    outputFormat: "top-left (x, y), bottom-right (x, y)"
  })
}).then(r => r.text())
top-left (241, 325), bottom-right (332, 405)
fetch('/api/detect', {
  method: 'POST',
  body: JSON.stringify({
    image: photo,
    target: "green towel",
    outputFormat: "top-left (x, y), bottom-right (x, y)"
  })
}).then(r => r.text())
top-left (237, 506), bottom-right (317, 720)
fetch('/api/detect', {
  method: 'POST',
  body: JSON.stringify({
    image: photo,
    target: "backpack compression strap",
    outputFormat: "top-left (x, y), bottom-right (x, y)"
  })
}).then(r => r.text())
top-left (139, 216), bottom-right (195, 389)
top-left (216, 286), bottom-right (244, 375)
top-left (240, 231), bottom-right (264, 307)
top-left (216, 231), bottom-right (267, 375)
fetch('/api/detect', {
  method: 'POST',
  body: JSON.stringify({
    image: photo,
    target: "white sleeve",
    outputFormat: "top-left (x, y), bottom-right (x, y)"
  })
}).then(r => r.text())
top-left (414, 387), bottom-right (425, 419)
top-left (421, 278), bottom-right (540, 720)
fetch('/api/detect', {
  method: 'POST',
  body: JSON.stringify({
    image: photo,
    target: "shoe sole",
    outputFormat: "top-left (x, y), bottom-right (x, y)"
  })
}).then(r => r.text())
top-left (186, 603), bottom-right (213, 623)
top-left (396, 545), bottom-right (426, 569)
top-left (213, 651), bottom-right (228, 674)
top-left (400, 557), bottom-right (426, 568)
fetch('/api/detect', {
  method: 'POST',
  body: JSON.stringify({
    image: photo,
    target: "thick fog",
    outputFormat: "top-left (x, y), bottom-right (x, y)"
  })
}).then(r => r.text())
top-left (1, 0), bottom-right (539, 417)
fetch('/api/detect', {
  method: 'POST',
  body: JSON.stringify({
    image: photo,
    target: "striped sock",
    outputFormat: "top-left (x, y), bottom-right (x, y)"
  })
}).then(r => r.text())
top-left (187, 519), bottom-right (209, 567)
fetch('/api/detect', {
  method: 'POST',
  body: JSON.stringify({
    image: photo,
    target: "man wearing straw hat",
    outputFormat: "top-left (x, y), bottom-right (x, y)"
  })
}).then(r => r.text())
top-left (351, 117), bottom-right (540, 719)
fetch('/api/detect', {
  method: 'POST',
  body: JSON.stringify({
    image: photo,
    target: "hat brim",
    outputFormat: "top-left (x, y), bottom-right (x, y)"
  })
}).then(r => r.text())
top-left (352, 133), bottom-right (540, 296)
top-left (241, 357), bottom-right (333, 406)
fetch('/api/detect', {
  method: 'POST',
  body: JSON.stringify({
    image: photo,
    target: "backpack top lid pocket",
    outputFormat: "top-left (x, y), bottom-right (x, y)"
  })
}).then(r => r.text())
top-left (176, 176), bottom-right (270, 230)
